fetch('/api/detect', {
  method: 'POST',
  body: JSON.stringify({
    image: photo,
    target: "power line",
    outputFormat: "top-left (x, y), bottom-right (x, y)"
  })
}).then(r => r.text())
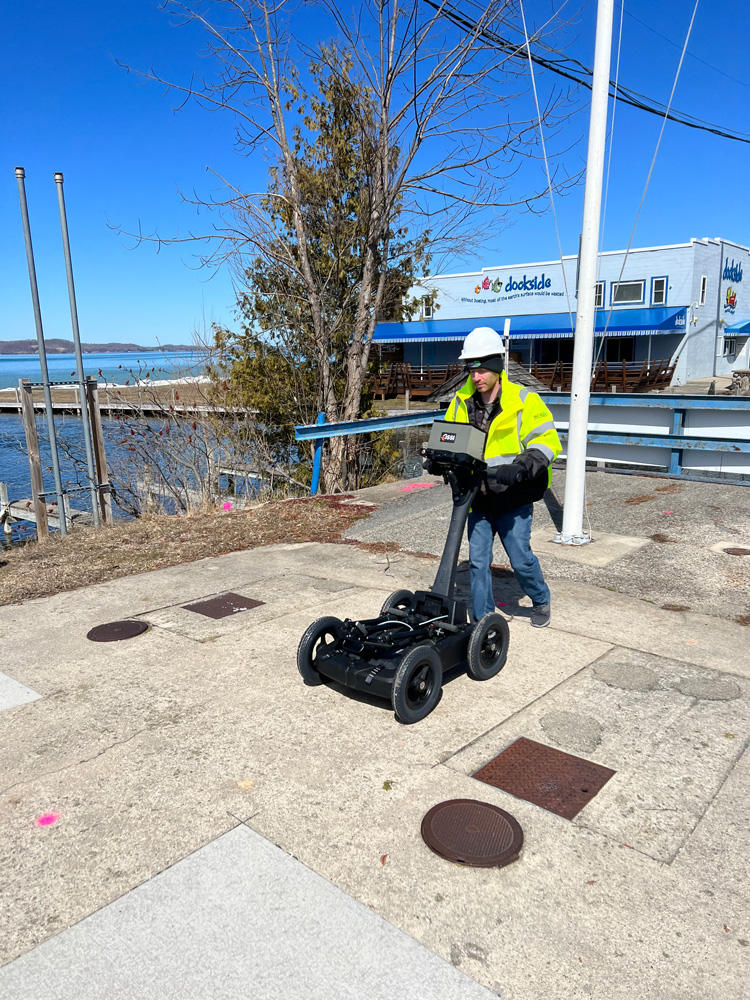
top-left (426, 0), bottom-right (750, 146)
top-left (616, 1), bottom-right (750, 90)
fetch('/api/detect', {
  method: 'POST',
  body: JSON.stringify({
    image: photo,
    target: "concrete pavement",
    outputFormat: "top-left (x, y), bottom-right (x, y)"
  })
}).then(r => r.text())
top-left (1, 476), bottom-right (749, 999)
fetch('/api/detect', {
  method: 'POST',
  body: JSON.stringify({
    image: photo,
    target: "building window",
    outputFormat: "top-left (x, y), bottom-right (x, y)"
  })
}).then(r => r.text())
top-left (651, 276), bottom-right (667, 306)
top-left (611, 280), bottom-right (645, 304)
top-left (595, 282), bottom-right (604, 308)
top-left (699, 275), bottom-right (707, 305)
top-left (723, 338), bottom-right (737, 357)
top-left (422, 296), bottom-right (433, 319)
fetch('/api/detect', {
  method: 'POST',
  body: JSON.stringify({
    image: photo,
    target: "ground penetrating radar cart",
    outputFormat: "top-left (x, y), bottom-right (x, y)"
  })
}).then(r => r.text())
top-left (296, 421), bottom-right (510, 723)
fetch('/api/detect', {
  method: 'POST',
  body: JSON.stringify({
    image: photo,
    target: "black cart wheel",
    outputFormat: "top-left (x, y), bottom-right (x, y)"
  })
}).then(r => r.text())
top-left (380, 589), bottom-right (414, 615)
top-left (297, 616), bottom-right (343, 686)
top-left (392, 645), bottom-right (443, 724)
top-left (467, 612), bottom-right (510, 681)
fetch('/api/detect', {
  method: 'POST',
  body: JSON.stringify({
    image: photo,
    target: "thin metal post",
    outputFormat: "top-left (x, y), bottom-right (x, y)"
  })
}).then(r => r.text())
top-left (86, 377), bottom-right (112, 523)
top-left (14, 167), bottom-right (68, 537)
top-left (557, 0), bottom-right (614, 545)
top-left (53, 172), bottom-right (100, 527)
top-left (668, 408), bottom-right (685, 476)
top-left (310, 412), bottom-right (326, 495)
top-left (19, 379), bottom-right (49, 539)
top-left (0, 482), bottom-right (13, 538)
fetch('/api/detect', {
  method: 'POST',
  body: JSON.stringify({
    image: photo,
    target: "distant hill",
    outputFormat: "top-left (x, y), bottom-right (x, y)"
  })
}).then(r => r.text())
top-left (0, 339), bottom-right (196, 355)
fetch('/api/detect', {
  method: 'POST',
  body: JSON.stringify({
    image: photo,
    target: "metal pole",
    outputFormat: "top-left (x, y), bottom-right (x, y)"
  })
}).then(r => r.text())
top-left (310, 412), bottom-right (326, 495)
top-left (712, 240), bottom-right (725, 378)
top-left (54, 172), bottom-right (101, 527)
top-left (14, 167), bottom-right (68, 537)
top-left (557, 0), bottom-right (614, 545)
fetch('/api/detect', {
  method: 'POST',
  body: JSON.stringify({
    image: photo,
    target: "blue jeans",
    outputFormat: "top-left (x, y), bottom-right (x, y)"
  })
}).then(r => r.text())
top-left (467, 504), bottom-right (550, 620)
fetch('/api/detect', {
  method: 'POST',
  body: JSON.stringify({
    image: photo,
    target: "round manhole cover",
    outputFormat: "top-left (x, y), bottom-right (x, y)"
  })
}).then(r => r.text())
top-left (724, 547), bottom-right (750, 557)
top-left (87, 620), bottom-right (149, 642)
top-left (421, 798), bottom-right (523, 868)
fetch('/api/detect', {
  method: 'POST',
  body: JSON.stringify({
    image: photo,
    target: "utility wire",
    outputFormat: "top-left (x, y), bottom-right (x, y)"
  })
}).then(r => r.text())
top-left (616, 1), bottom-right (750, 90)
top-left (518, 0), bottom-right (575, 333)
top-left (598, 0), bottom-right (625, 271)
top-left (426, 0), bottom-right (750, 145)
top-left (600, 0), bottom-right (702, 342)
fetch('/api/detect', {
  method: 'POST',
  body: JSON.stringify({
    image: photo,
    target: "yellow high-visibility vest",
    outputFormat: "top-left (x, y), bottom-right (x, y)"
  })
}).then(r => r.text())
top-left (445, 372), bottom-right (562, 485)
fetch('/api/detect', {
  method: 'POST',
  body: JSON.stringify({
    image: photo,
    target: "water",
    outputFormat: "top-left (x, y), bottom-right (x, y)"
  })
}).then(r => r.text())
top-left (0, 412), bottom-right (93, 544)
top-left (0, 350), bottom-right (206, 390)
top-left (0, 350), bottom-right (208, 545)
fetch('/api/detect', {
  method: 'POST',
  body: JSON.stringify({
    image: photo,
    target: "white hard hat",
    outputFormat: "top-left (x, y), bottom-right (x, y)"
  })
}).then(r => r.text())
top-left (458, 326), bottom-right (506, 361)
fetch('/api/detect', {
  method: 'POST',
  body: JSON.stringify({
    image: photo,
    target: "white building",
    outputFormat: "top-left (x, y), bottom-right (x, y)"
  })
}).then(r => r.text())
top-left (373, 237), bottom-right (750, 384)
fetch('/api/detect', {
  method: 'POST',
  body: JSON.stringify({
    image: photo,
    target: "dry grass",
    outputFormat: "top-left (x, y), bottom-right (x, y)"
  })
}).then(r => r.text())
top-left (0, 497), bottom-right (371, 606)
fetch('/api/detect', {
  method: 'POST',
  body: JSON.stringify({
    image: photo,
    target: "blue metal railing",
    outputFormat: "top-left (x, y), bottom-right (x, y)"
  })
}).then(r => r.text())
top-left (295, 392), bottom-right (750, 493)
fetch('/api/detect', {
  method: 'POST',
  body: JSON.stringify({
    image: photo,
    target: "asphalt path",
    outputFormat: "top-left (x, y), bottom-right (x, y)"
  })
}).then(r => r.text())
top-left (347, 469), bottom-right (750, 624)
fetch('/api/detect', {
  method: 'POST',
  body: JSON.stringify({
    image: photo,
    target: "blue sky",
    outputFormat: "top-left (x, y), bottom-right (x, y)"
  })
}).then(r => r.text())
top-left (3, 0), bottom-right (749, 347)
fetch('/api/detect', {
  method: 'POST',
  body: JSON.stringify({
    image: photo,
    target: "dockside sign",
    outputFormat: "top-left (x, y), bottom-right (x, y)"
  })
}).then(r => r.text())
top-left (504, 273), bottom-right (552, 292)
top-left (723, 257), bottom-right (743, 283)
top-left (466, 271), bottom-right (558, 304)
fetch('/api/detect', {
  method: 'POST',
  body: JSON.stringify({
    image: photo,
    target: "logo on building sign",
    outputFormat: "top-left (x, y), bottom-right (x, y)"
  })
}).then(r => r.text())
top-left (723, 257), bottom-right (743, 283)
top-left (473, 276), bottom-right (504, 293)
top-left (471, 273), bottom-right (553, 295)
top-left (725, 286), bottom-right (738, 314)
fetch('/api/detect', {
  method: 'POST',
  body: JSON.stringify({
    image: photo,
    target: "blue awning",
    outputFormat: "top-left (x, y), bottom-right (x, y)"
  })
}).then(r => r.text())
top-left (724, 319), bottom-right (750, 335)
top-left (373, 307), bottom-right (688, 343)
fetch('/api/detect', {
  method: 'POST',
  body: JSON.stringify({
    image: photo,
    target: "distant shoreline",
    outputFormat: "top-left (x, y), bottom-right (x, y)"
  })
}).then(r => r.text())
top-left (0, 340), bottom-right (197, 356)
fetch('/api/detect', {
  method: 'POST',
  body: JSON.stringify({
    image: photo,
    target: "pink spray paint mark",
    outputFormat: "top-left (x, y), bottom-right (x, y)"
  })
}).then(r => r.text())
top-left (495, 602), bottom-right (508, 607)
top-left (222, 501), bottom-right (232, 511)
top-left (398, 483), bottom-right (435, 493)
top-left (664, 510), bottom-right (673, 514)
top-left (35, 813), bottom-right (59, 827)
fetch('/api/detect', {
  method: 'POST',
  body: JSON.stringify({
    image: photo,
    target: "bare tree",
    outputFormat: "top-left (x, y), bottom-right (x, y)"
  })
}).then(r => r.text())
top-left (123, 0), bottom-right (575, 491)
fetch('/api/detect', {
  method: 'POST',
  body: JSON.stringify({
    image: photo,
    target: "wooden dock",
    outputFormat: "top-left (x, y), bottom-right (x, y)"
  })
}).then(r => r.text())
top-left (0, 397), bottom-right (245, 417)
top-left (0, 381), bottom-right (254, 418)
top-left (1, 489), bottom-right (93, 533)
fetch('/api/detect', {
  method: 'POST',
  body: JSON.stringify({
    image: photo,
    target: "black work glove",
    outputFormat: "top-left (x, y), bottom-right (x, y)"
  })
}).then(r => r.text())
top-left (486, 449), bottom-right (550, 492)
top-left (422, 454), bottom-right (438, 475)
top-left (486, 463), bottom-right (524, 492)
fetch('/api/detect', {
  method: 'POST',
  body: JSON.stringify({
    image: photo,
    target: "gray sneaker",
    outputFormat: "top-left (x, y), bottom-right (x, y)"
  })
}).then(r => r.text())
top-left (530, 602), bottom-right (551, 628)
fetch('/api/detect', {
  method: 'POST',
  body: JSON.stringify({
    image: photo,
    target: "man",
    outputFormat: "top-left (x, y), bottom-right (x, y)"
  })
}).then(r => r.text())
top-left (439, 326), bottom-right (561, 627)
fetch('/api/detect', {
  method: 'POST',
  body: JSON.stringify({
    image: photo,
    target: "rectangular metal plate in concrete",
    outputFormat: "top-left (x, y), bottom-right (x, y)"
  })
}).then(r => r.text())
top-left (0, 671), bottom-right (42, 712)
top-left (183, 591), bottom-right (264, 619)
top-left (0, 825), bottom-right (495, 1000)
top-left (473, 737), bottom-right (616, 820)
top-left (139, 576), bottom-right (359, 641)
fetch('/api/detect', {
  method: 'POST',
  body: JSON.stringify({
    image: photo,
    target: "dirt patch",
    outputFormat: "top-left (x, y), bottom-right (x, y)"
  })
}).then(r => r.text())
top-left (335, 538), bottom-right (439, 562)
top-left (655, 483), bottom-right (683, 494)
top-left (735, 613), bottom-right (750, 627)
top-left (490, 564), bottom-right (514, 577)
top-left (0, 498), bottom-right (369, 606)
top-left (649, 533), bottom-right (676, 543)
top-left (661, 603), bottom-right (691, 612)
top-left (624, 495), bottom-right (656, 506)
top-left (335, 538), bottom-right (400, 554)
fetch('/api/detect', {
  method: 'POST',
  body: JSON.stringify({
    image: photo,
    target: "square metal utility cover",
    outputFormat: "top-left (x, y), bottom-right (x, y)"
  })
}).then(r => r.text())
top-left (473, 737), bottom-right (616, 820)
top-left (183, 592), bottom-right (265, 619)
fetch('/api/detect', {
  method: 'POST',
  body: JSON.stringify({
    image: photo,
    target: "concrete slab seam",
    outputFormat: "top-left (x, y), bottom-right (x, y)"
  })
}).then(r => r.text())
top-left (228, 820), bottom-right (499, 997)
top-left (0, 817), bottom-right (249, 970)
top-left (667, 737), bottom-right (750, 867)
top-left (0, 724), bottom-right (154, 799)
top-left (438, 642), bottom-right (616, 770)
top-left (538, 620), bottom-right (750, 678)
